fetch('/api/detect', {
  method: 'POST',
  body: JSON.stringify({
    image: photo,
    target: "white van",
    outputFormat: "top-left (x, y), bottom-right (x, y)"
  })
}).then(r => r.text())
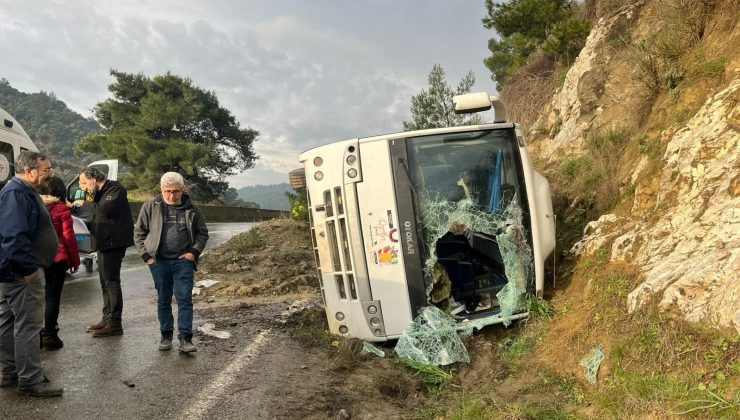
top-left (0, 107), bottom-right (39, 187)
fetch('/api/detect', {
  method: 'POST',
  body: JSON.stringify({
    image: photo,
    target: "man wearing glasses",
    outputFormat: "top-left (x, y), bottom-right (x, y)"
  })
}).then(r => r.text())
top-left (0, 151), bottom-right (63, 396)
top-left (134, 172), bottom-right (208, 353)
top-left (73, 167), bottom-right (134, 337)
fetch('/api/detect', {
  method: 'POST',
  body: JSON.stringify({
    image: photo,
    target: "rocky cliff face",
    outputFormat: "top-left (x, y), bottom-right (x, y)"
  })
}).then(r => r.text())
top-left (527, 1), bottom-right (739, 333)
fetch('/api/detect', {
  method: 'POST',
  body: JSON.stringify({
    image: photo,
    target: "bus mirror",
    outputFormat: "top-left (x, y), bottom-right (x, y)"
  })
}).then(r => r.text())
top-left (453, 92), bottom-right (491, 114)
top-left (453, 92), bottom-right (507, 123)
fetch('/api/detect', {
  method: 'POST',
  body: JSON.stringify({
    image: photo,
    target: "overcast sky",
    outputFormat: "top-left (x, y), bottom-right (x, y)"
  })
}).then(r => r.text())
top-left (1, 0), bottom-right (496, 188)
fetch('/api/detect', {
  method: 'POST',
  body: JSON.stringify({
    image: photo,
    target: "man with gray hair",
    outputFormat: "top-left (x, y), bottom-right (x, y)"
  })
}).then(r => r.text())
top-left (134, 172), bottom-right (208, 352)
top-left (73, 166), bottom-right (134, 337)
top-left (0, 151), bottom-right (63, 397)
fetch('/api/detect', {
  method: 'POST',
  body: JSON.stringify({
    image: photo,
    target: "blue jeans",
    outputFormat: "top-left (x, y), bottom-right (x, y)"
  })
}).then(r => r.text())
top-left (149, 259), bottom-right (194, 340)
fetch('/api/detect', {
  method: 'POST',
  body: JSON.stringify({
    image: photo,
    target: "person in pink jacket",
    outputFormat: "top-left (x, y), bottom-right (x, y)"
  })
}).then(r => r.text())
top-left (40, 176), bottom-right (80, 349)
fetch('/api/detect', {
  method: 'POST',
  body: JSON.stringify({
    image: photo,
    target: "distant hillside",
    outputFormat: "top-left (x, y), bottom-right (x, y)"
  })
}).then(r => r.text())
top-left (237, 183), bottom-right (292, 211)
top-left (0, 78), bottom-right (101, 179)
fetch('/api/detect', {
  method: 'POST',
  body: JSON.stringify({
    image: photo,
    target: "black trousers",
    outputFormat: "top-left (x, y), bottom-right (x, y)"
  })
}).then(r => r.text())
top-left (43, 261), bottom-right (69, 333)
top-left (98, 248), bottom-right (126, 326)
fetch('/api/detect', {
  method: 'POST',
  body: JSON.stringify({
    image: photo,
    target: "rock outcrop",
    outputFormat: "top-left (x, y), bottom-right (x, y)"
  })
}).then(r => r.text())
top-left (528, 1), bottom-right (740, 334)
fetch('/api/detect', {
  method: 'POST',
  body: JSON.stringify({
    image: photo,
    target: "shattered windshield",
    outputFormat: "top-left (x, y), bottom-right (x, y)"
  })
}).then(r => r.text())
top-left (405, 128), bottom-right (533, 325)
top-left (406, 129), bottom-right (523, 212)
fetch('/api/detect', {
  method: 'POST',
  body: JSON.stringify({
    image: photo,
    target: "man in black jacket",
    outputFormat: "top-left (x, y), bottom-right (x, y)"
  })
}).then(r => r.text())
top-left (73, 167), bottom-right (134, 337)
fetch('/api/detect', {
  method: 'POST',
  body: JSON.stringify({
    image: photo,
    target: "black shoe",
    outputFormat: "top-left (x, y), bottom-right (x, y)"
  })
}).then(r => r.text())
top-left (91, 324), bottom-right (123, 337)
top-left (0, 374), bottom-right (18, 388)
top-left (16, 375), bottom-right (63, 397)
top-left (179, 338), bottom-right (197, 353)
top-left (159, 331), bottom-right (173, 351)
top-left (41, 329), bottom-right (64, 350)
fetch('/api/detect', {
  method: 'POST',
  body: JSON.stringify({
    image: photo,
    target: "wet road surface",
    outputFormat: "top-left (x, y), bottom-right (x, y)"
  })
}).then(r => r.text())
top-left (0, 222), bottom-right (304, 419)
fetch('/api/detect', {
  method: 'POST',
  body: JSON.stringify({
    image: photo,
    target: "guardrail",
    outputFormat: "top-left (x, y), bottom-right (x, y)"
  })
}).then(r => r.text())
top-left (129, 202), bottom-right (289, 223)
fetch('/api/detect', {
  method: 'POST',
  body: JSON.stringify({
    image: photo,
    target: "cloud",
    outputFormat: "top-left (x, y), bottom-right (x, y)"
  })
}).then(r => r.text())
top-left (1, 0), bottom-right (495, 188)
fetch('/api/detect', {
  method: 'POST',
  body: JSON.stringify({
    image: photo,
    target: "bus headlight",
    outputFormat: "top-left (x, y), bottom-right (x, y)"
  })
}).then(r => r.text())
top-left (335, 312), bottom-right (345, 321)
top-left (313, 156), bottom-right (323, 166)
top-left (370, 317), bottom-right (380, 327)
top-left (339, 325), bottom-right (348, 334)
top-left (346, 155), bottom-right (357, 165)
top-left (314, 171), bottom-right (324, 181)
top-left (374, 329), bottom-right (382, 336)
top-left (347, 168), bottom-right (357, 178)
top-left (367, 305), bottom-right (377, 314)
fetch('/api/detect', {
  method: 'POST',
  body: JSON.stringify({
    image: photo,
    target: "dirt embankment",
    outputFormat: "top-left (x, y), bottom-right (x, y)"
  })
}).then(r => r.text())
top-left (197, 218), bottom-right (319, 298)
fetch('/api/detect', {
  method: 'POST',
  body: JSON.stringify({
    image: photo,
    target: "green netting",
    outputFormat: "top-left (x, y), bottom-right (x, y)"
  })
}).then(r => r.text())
top-left (394, 305), bottom-right (470, 365)
top-left (579, 345), bottom-right (605, 385)
top-left (420, 194), bottom-right (533, 326)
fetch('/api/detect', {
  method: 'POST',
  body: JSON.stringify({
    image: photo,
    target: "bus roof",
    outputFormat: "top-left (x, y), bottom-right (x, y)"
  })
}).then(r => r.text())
top-left (298, 122), bottom-right (516, 162)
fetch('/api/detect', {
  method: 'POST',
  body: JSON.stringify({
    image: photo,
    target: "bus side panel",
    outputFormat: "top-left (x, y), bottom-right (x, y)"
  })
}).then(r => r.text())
top-left (303, 146), bottom-right (350, 336)
top-left (356, 140), bottom-right (414, 337)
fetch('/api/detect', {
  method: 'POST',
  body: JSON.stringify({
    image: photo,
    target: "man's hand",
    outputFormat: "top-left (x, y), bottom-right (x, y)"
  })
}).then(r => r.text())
top-left (179, 253), bottom-right (196, 262)
top-left (146, 258), bottom-right (155, 265)
top-left (69, 266), bottom-right (79, 274)
top-left (23, 271), bottom-right (38, 284)
top-left (72, 200), bottom-right (85, 207)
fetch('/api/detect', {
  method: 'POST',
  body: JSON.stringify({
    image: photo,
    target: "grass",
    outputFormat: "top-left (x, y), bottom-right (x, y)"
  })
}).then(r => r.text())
top-left (290, 308), bottom-right (330, 347)
top-left (677, 390), bottom-right (740, 417)
top-left (637, 133), bottom-right (663, 160)
top-left (328, 338), bottom-right (364, 371)
top-left (229, 227), bottom-right (263, 251)
top-left (527, 296), bottom-right (555, 319)
top-left (568, 255), bottom-right (740, 417)
top-left (698, 58), bottom-right (727, 79)
top-left (417, 393), bottom-right (490, 420)
top-left (499, 334), bottom-right (537, 362)
top-left (398, 357), bottom-right (453, 392)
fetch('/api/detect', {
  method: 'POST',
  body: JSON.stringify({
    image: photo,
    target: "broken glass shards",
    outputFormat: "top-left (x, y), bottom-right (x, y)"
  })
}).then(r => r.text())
top-left (394, 305), bottom-right (470, 365)
top-left (420, 194), bottom-right (533, 326)
top-left (579, 345), bottom-right (605, 385)
top-left (361, 341), bottom-right (386, 358)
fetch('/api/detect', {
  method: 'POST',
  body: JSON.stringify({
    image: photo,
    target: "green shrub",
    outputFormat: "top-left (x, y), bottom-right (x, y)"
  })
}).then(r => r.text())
top-left (285, 188), bottom-right (308, 222)
top-left (699, 58), bottom-right (727, 79)
top-left (543, 18), bottom-right (591, 65)
top-left (624, 40), bottom-right (662, 92)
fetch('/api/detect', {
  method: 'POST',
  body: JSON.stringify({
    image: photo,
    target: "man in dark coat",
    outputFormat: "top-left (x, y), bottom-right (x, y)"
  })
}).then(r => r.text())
top-left (73, 167), bottom-right (134, 337)
top-left (0, 151), bottom-right (63, 397)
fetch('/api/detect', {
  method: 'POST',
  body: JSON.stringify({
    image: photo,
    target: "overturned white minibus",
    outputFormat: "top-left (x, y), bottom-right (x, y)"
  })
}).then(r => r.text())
top-left (298, 93), bottom-right (555, 342)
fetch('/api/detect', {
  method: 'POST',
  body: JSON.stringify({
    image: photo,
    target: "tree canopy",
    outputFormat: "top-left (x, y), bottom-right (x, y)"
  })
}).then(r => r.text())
top-left (483, 0), bottom-right (590, 89)
top-left (403, 64), bottom-right (482, 131)
top-left (78, 70), bottom-right (259, 200)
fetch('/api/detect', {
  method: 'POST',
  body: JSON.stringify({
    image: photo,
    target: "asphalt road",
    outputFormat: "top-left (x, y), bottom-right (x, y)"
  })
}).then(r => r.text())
top-left (0, 222), bottom-right (291, 419)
